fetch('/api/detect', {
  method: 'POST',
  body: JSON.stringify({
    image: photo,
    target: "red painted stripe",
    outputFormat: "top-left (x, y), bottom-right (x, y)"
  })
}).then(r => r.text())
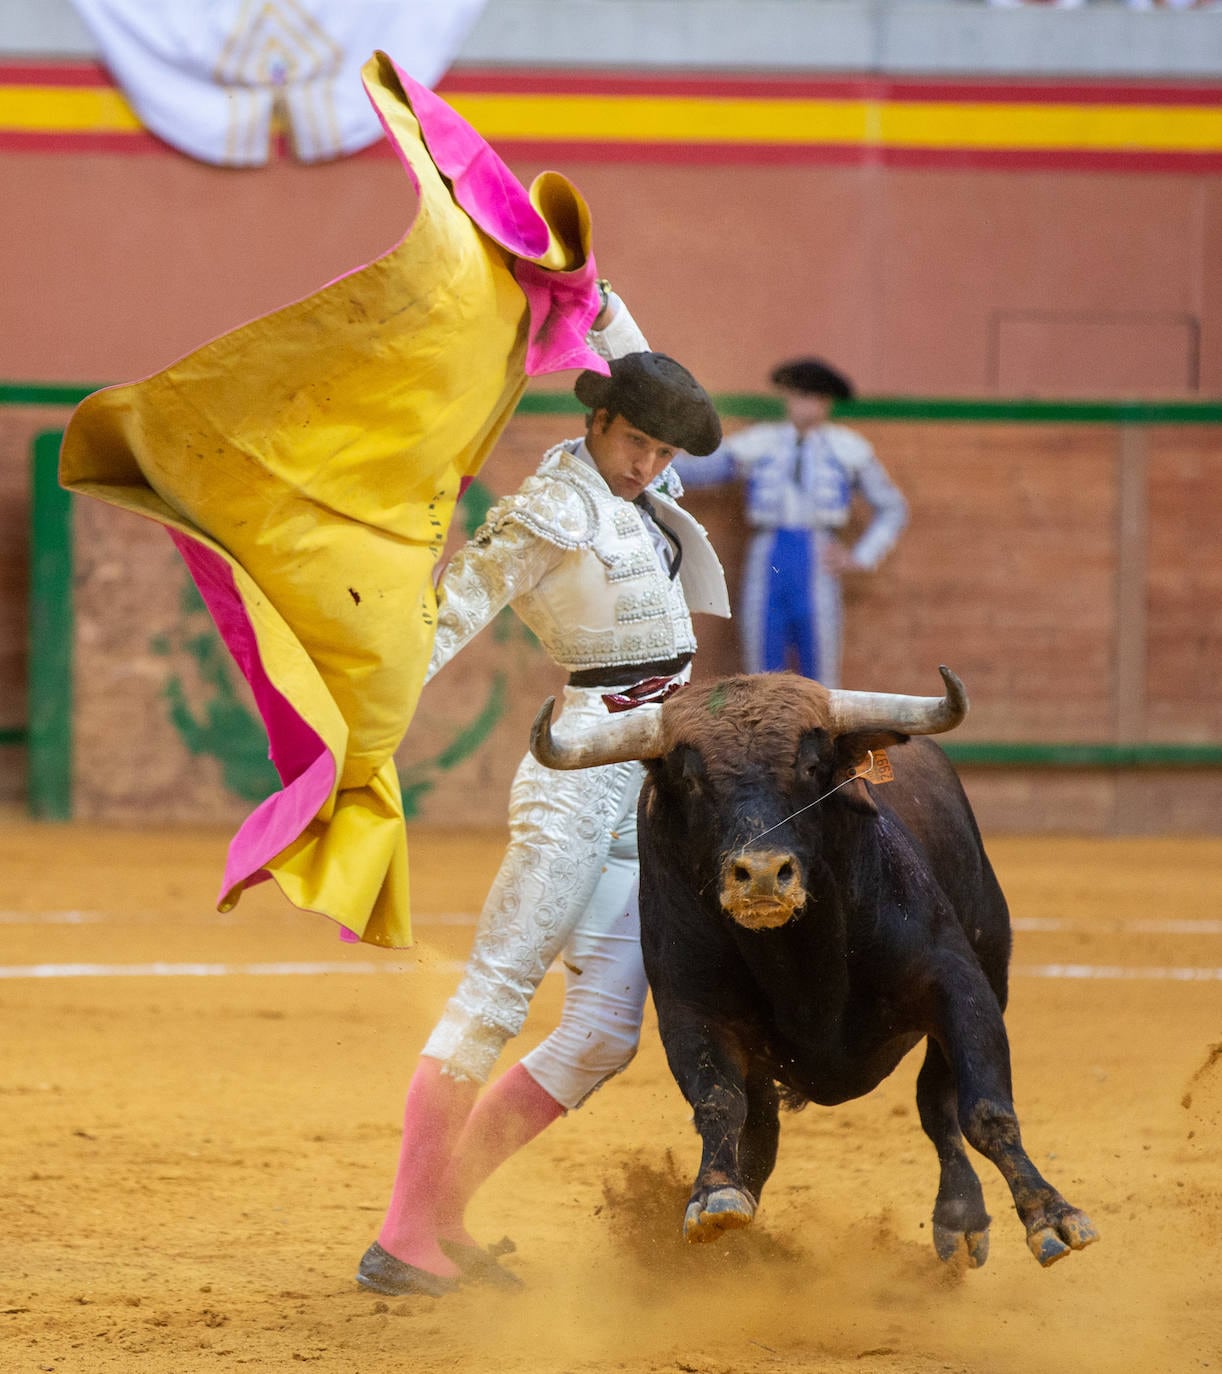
top-left (880, 78), bottom-right (1222, 107)
top-left (0, 60), bottom-right (113, 87)
top-left (880, 146), bottom-right (1222, 172)
top-left (438, 70), bottom-right (886, 100)
top-left (0, 129), bottom-right (169, 155)
top-left (368, 137), bottom-right (876, 167)
top-left (4, 132), bottom-right (1218, 173)
top-left (356, 134), bottom-right (1222, 173)
top-left (437, 67), bottom-right (1222, 107)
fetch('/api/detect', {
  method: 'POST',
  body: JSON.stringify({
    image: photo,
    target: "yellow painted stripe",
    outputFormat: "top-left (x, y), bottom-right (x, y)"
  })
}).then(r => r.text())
top-left (1, 83), bottom-right (1219, 154)
top-left (447, 92), bottom-right (1222, 153)
top-left (0, 84), bottom-right (141, 132)
top-left (448, 93), bottom-right (871, 145)
top-left (878, 100), bottom-right (1222, 152)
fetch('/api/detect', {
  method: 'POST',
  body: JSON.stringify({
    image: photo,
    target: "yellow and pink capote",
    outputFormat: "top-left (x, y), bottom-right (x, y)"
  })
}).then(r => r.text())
top-left (60, 51), bottom-right (609, 949)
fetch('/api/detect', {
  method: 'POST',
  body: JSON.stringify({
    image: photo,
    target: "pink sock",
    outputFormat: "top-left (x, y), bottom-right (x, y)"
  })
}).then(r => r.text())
top-left (436, 1063), bottom-right (565, 1245)
top-left (377, 1056), bottom-right (479, 1276)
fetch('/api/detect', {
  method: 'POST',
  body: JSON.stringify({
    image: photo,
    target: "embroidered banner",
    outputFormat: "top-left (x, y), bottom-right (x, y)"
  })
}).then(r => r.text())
top-left (66, 0), bottom-right (488, 164)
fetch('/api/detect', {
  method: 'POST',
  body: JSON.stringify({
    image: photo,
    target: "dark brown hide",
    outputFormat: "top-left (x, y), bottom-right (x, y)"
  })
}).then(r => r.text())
top-left (660, 674), bottom-right (835, 786)
top-left (636, 671), bottom-right (1099, 1271)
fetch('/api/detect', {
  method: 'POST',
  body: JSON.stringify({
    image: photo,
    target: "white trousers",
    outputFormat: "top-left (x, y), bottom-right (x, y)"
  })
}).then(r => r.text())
top-left (422, 686), bottom-right (651, 1109)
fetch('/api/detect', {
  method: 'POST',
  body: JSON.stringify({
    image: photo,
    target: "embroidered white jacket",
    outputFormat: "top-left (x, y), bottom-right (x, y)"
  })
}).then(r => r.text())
top-left (427, 443), bottom-right (729, 679)
top-left (427, 297), bottom-right (728, 680)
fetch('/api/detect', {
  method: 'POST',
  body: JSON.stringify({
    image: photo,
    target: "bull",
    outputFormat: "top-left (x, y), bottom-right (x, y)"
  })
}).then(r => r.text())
top-left (530, 668), bottom-right (1098, 1269)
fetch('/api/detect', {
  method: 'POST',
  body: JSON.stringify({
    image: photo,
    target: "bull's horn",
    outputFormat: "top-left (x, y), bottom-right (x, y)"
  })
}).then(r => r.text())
top-left (530, 696), bottom-right (666, 770)
top-left (826, 665), bottom-right (968, 736)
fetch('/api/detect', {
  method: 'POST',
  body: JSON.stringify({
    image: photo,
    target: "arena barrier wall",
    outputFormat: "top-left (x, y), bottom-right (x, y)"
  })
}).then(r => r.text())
top-left (9, 388), bottom-right (1222, 834)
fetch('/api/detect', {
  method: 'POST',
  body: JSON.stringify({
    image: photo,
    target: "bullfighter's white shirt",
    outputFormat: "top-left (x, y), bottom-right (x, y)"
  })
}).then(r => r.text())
top-left (419, 300), bottom-right (730, 1103)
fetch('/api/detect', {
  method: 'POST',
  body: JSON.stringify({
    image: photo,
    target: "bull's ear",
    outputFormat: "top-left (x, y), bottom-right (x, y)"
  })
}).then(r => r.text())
top-left (840, 777), bottom-right (880, 815)
top-left (833, 730), bottom-right (907, 815)
top-left (832, 729), bottom-right (909, 778)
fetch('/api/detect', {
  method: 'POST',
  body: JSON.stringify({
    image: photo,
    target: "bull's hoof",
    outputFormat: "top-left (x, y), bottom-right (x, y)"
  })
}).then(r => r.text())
top-left (933, 1224), bottom-right (990, 1268)
top-left (1025, 1207), bottom-right (1100, 1267)
top-left (683, 1186), bottom-right (756, 1244)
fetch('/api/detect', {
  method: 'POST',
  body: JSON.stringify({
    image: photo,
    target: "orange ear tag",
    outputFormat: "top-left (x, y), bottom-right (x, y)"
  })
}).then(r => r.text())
top-left (852, 749), bottom-right (894, 784)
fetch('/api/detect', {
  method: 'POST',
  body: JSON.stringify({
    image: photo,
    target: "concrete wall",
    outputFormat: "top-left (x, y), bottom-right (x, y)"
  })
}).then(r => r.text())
top-left (5, 0), bottom-right (1222, 77)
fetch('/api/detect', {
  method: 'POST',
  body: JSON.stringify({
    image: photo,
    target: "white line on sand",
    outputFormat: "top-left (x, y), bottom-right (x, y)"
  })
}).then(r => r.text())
top-left (1012, 917), bottom-right (1222, 936)
top-left (2, 960), bottom-right (1222, 981)
top-left (1013, 963), bottom-right (1222, 982)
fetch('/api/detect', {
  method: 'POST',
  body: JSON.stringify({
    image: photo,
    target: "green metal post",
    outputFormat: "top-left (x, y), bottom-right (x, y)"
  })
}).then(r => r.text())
top-left (27, 430), bottom-right (73, 819)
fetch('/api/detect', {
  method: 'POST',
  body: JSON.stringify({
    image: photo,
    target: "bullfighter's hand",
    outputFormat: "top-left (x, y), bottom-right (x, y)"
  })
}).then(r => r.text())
top-left (592, 278), bottom-right (618, 330)
top-left (822, 541), bottom-right (859, 574)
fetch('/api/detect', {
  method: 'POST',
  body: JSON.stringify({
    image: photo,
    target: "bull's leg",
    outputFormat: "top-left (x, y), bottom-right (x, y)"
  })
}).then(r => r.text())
top-left (915, 1038), bottom-right (991, 1267)
top-left (656, 1008), bottom-right (757, 1243)
top-left (739, 1068), bottom-right (781, 1203)
top-left (935, 969), bottom-right (1099, 1267)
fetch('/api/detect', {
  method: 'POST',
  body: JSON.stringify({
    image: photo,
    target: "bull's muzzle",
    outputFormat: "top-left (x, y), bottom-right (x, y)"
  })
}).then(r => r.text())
top-left (719, 848), bottom-right (807, 930)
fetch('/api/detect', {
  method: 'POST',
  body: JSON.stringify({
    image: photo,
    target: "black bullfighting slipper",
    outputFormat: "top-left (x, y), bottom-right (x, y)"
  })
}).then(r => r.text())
top-left (355, 1241), bottom-right (460, 1298)
top-left (438, 1237), bottom-right (524, 1290)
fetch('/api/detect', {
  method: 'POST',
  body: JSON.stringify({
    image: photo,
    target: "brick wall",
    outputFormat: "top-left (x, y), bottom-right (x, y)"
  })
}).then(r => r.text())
top-left (1147, 428), bottom-right (1222, 742)
top-left (56, 413), bottom-right (1222, 835)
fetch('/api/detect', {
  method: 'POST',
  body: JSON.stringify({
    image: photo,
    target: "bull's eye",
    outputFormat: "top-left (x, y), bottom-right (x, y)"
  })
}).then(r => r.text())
top-left (682, 773), bottom-right (703, 800)
top-left (679, 747), bottom-right (705, 796)
top-left (796, 730), bottom-right (827, 783)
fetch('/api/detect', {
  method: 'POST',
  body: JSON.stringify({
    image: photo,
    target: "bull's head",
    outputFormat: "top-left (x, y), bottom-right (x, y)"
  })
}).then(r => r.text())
top-left (530, 668), bottom-right (968, 931)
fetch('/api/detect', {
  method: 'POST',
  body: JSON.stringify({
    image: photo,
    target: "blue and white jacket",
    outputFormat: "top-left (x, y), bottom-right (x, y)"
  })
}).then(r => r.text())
top-left (676, 421), bottom-right (907, 571)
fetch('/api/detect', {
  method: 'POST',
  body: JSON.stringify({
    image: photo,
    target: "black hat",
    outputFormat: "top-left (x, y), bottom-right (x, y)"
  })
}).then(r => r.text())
top-left (574, 351), bottom-right (722, 456)
top-left (769, 357), bottom-right (855, 401)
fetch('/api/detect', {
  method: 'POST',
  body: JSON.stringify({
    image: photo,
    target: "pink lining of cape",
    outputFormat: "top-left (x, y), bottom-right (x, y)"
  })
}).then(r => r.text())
top-left (378, 59), bottom-right (607, 378)
top-left (170, 533), bottom-right (334, 904)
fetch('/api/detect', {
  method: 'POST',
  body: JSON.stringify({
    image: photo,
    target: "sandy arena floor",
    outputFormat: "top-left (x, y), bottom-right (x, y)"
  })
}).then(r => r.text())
top-left (1, 815), bottom-right (1220, 1373)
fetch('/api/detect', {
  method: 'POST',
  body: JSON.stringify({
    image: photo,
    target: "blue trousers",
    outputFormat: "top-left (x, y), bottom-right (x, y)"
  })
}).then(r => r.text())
top-left (741, 527), bottom-right (843, 685)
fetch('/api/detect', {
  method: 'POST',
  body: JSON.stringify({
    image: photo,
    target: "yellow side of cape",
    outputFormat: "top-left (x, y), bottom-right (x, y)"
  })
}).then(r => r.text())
top-left (59, 53), bottom-right (598, 947)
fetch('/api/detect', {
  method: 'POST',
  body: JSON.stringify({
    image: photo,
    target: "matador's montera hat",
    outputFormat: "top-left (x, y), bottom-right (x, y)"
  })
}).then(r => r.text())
top-left (574, 351), bottom-right (722, 456)
top-left (770, 356), bottom-right (855, 401)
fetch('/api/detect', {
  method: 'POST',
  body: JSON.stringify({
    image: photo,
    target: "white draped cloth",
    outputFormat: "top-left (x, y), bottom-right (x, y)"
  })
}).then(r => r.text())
top-left (69, 0), bottom-right (489, 165)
